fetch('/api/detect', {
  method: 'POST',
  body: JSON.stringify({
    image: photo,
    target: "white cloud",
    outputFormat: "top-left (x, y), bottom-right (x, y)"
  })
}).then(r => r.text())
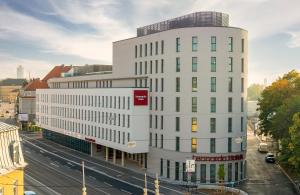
top-left (287, 31), bottom-right (300, 48)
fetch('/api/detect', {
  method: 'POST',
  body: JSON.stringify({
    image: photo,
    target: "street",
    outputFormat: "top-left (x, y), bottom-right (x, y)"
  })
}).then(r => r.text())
top-left (239, 131), bottom-right (298, 195)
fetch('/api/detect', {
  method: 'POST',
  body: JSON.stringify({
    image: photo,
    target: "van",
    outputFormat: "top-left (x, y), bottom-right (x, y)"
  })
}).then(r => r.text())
top-left (258, 142), bottom-right (268, 152)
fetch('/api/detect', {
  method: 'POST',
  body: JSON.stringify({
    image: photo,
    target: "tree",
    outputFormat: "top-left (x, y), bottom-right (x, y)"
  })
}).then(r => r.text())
top-left (247, 84), bottom-right (264, 101)
top-left (287, 113), bottom-right (300, 172)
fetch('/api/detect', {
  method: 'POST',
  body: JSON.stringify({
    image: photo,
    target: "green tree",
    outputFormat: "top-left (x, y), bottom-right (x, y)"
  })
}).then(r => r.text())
top-left (287, 113), bottom-right (300, 172)
top-left (218, 164), bottom-right (225, 182)
top-left (247, 83), bottom-right (264, 101)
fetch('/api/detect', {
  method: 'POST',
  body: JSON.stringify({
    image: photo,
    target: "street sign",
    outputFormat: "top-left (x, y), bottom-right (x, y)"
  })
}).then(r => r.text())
top-left (185, 159), bottom-right (195, 173)
top-left (127, 141), bottom-right (137, 148)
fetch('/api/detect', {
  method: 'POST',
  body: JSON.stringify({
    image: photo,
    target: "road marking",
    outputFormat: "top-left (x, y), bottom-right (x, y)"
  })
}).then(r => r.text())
top-left (104, 182), bottom-right (112, 187)
top-left (25, 173), bottom-right (61, 195)
top-left (50, 163), bottom-right (59, 168)
top-left (67, 162), bottom-right (74, 166)
top-left (89, 176), bottom-right (96, 180)
top-left (39, 150), bottom-right (45, 153)
top-left (120, 189), bottom-right (132, 194)
top-left (25, 150), bottom-right (31, 154)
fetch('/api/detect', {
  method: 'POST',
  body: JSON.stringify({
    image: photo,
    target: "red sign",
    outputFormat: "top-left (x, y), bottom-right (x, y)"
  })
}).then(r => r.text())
top-left (134, 90), bottom-right (148, 106)
top-left (192, 154), bottom-right (243, 162)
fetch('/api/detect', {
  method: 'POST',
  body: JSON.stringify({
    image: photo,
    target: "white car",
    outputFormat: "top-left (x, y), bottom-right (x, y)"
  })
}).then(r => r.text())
top-left (24, 191), bottom-right (37, 195)
top-left (258, 142), bottom-right (268, 152)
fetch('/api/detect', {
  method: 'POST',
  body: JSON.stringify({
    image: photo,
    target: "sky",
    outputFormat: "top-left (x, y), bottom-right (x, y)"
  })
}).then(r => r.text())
top-left (0, 0), bottom-right (299, 85)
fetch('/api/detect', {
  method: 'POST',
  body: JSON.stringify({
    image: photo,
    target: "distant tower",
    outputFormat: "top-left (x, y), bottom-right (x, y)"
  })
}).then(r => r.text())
top-left (263, 78), bottom-right (267, 88)
top-left (17, 65), bottom-right (24, 79)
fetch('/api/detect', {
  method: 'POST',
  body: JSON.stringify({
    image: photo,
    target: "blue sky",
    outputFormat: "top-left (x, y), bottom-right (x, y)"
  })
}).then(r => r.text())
top-left (0, 0), bottom-right (299, 84)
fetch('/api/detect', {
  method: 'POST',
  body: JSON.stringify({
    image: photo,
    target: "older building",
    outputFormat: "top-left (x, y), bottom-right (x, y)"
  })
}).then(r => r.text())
top-left (37, 11), bottom-right (248, 184)
top-left (0, 122), bottom-right (26, 195)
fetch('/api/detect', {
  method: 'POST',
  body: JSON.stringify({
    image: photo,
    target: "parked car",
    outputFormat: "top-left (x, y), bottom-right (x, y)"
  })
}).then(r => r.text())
top-left (24, 191), bottom-right (37, 195)
top-left (258, 142), bottom-right (268, 152)
top-left (265, 153), bottom-right (276, 163)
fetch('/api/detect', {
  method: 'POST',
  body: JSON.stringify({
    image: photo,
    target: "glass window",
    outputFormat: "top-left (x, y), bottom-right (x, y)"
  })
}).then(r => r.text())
top-left (135, 62), bottom-right (137, 75)
top-left (155, 115), bottom-right (158, 129)
top-left (176, 77), bottom-right (180, 92)
top-left (149, 115), bottom-right (152, 128)
top-left (192, 117), bottom-right (197, 132)
top-left (161, 116), bottom-right (163, 130)
top-left (139, 62), bottom-right (142, 75)
top-left (210, 97), bottom-right (216, 113)
top-left (228, 97), bottom-right (232, 112)
top-left (210, 138), bottom-right (216, 153)
top-left (192, 97), bottom-right (197, 112)
top-left (176, 37), bottom-right (180, 52)
top-left (192, 57), bottom-right (197, 72)
top-left (228, 137), bottom-right (232, 152)
top-left (241, 58), bottom-right (244, 73)
top-left (191, 137), bottom-right (197, 153)
top-left (155, 60), bottom-right (158, 73)
top-left (161, 97), bottom-right (164, 111)
top-left (150, 42), bottom-right (153, 56)
top-left (155, 97), bottom-right (158, 110)
top-left (211, 77), bottom-right (216, 92)
top-left (192, 77), bottom-right (197, 92)
top-left (241, 38), bottom-right (245, 53)
top-left (228, 117), bottom-right (232, 133)
top-left (175, 162), bottom-right (180, 180)
top-left (228, 163), bottom-right (232, 182)
top-left (192, 36), bottom-right (198, 51)
top-left (241, 78), bottom-right (244, 92)
top-left (155, 78), bottom-right (158, 92)
top-left (145, 43), bottom-right (147, 56)
top-left (241, 117), bottom-right (244, 132)
top-left (176, 117), bottom-right (180, 131)
top-left (145, 61), bottom-right (147, 74)
top-left (176, 57), bottom-right (180, 72)
top-left (139, 44), bottom-right (142, 57)
top-left (201, 164), bottom-right (206, 183)
top-left (211, 57), bottom-right (216, 72)
top-left (161, 40), bottom-right (164, 54)
top-left (229, 77), bottom-right (233, 92)
top-left (160, 158), bottom-right (163, 176)
top-left (176, 137), bottom-right (180, 151)
top-left (210, 164), bottom-right (216, 183)
top-left (228, 37), bottom-right (233, 52)
top-left (211, 36), bottom-right (216, 52)
top-left (191, 164), bottom-right (197, 182)
top-left (210, 118), bottom-right (216, 133)
top-left (235, 162), bottom-right (238, 181)
top-left (167, 160), bottom-right (170, 178)
top-left (155, 41), bottom-right (158, 55)
top-left (176, 97), bottom-right (180, 112)
top-left (160, 134), bottom-right (163, 148)
top-left (241, 97), bottom-right (244, 112)
top-left (161, 78), bottom-right (164, 92)
top-left (183, 162), bottom-right (187, 181)
top-left (155, 133), bottom-right (158, 147)
top-left (161, 59), bottom-right (164, 73)
top-left (149, 79), bottom-right (152, 92)
top-left (135, 45), bottom-right (137, 58)
top-left (149, 132), bottom-right (152, 146)
top-left (229, 57), bottom-right (233, 72)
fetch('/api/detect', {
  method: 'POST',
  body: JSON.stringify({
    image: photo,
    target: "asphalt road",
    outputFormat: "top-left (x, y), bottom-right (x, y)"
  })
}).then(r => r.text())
top-left (239, 131), bottom-right (297, 195)
top-left (21, 132), bottom-right (185, 195)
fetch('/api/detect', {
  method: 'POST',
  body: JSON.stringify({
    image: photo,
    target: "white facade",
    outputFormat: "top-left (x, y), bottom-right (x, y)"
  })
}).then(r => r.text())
top-left (37, 12), bottom-right (248, 184)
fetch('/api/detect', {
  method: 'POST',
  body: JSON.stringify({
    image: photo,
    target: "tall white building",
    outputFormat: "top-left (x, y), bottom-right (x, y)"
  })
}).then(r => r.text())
top-left (17, 65), bottom-right (24, 79)
top-left (36, 11), bottom-right (248, 184)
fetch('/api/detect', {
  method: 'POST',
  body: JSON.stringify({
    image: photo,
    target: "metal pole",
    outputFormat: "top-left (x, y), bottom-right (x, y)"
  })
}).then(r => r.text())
top-left (143, 173), bottom-right (148, 195)
top-left (82, 161), bottom-right (87, 195)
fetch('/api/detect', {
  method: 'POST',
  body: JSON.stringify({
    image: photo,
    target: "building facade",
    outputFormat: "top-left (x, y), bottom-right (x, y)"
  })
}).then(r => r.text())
top-left (36, 11), bottom-right (248, 184)
top-left (17, 65), bottom-right (24, 79)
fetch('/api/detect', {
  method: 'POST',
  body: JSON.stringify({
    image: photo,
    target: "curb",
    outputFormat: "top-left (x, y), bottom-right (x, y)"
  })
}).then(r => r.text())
top-left (276, 163), bottom-right (300, 194)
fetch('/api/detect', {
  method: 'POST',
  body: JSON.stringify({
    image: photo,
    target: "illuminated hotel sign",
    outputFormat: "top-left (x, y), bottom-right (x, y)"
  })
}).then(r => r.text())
top-left (192, 154), bottom-right (243, 162)
top-left (134, 90), bottom-right (148, 106)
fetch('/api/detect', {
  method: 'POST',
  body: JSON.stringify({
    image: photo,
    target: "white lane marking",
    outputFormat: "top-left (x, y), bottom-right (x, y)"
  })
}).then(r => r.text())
top-left (67, 162), bottom-right (74, 166)
top-left (89, 176), bottom-right (96, 180)
top-left (23, 138), bottom-right (155, 194)
top-left (25, 150), bottom-right (31, 154)
top-left (25, 173), bottom-right (61, 195)
top-left (120, 189), bottom-right (132, 194)
top-left (104, 182), bottom-right (112, 187)
top-left (39, 150), bottom-right (45, 153)
top-left (22, 134), bottom-right (123, 175)
top-left (50, 163), bottom-right (59, 168)
top-left (131, 176), bottom-right (183, 194)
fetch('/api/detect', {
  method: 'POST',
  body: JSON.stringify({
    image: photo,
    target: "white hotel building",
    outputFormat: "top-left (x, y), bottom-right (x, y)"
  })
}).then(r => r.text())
top-left (36, 11), bottom-right (248, 184)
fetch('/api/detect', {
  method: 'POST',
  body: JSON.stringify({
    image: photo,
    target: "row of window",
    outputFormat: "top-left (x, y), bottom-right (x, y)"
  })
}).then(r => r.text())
top-left (161, 159), bottom-right (244, 183)
top-left (135, 40), bottom-right (164, 58)
top-left (135, 59), bottom-right (164, 75)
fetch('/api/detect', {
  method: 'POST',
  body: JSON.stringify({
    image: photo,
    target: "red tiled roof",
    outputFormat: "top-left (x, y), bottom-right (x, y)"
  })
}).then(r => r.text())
top-left (42, 65), bottom-right (71, 81)
top-left (24, 79), bottom-right (48, 91)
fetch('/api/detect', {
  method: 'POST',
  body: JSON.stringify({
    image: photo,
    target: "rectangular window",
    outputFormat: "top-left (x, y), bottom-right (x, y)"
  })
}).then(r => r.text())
top-left (150, 96), bottom-right (152, 110)
top-left (183, 163), bottom-right (187, 181)
top-left (210, 118), bottom-right (216, 133)
top-left (192, 77), bottom-right (197, 92)
top-left (211, 57), bottom-right (216, 72)
top-left (139, 44), bottom-right (142, 57)
top-left (176, 137), bottom-right (180, 151)
top-left (192, 57), bottom-right (197, 72)
top-left (211, 36), bottom-right (216, 52)
top-left (150, 61), bottom-right (153, 74)
top-left (191, 117), bottom-right (197, 132)
top-left (176, 117), bottom-right (180, 131)
top-left (191, 137), bottom-right (197, 153)
top-left (210, 138), bottom-right (216, 153)
top-left (161, 40), bottom-right (164, 54)
top-left (155, 60), bottom-right (158, 73)
top-left (176, 77), bottom-right (180, 92)
top-left (150, 115), bottom-right (152, 128)
top-left (155, 133), bottom-right (158, 147)
top-left (135, 62), bottom-right (137, 75)
top-left (161, 115), bottom-right (164, 129)
top-left (241, 117), bottom-right (244, 132)
top-left (176, 37), bottom-right (180, 52)
top-left (211, 77), bottom-right (216, 92)
top-left (149, 79), bottom-right (152, 92)
top-left (155, 115), bottom-right (158, 129)
top-left (160, 134), bottom-right (164, 148)
top-left (228, 137), bottom-right (232, 152)
top-left (167, 160), bottom-right (170, 178)
top-left (228, 163), bottom-right (232, 182)
top-left (139, 62), bottom-right (142, 75)
top-left (155, 41), bottom-right (158, 55)
top-left (155, 97), bottom-right (158, 110)
top-left (149, 133), bottom-right (152, 146)
top-left (241, 38), bottom-right (245, 53)
top-left (161, 59), bottom-right (164, 73)
top-left (228, 97), bottom-right (232, 112)
top-left (160, 158), bottom-right (163, 176)
top-left (210, 97), bottom-right (216, 113)
top-left (155, 78), bottom-right (158, 92)
top-left (228, 37), bottom-right (233, 52)
top-left (191, 164), bottom-right (197, 182)
top-left (176, 97), bottom-right (180, 112)
top-left (201, 164), bottom-right (206, 183)
top-left (135, 45), bottom-right (137, 58)
top-left (210, 164), bottom-right (216, 183)
top-left (145, 61), bottom-right (147, 74)
top-left (229, 57), bottom-right (233, 72)
top-left (241, 58), bottom-right (244, 73)
top-left (241, 97), bottom-right (244, 112)
top-left (176, 57), bottom-right (180, 72)
top-left (161, 97), bottom-right (164, 111)
top-left (228, 117), bottom-right (232, 133)
top-left (229, 77), bottom-right (233, 92)
top-left (145, 43), bottom-right (147, 56)
top-left (150, 42), bottom-right (153, 56)
top-left (175, 162), bottom-right (179, 180)
top-left (161, 78), bottom-right (164, 92)
top-left (241, 78), bottom-right (244, 92)
top-left (192, 97), bottom-right (197, 112)
top-left (235, 162), bottom-right (239, 181)
top-left (192, 36), bottom-right (198, 51)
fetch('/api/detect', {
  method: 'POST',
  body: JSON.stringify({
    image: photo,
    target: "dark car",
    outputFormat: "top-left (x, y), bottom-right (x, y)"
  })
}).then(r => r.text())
top-left (265, 153), bottom-right (275, 163)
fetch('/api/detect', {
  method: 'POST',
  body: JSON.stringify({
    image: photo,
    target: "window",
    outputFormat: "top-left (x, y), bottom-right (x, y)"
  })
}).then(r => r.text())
top-left (139, 62), bottom-right (142, 75)
top-left (192, 97), bottom-right (197, 112)
top-left (161, 97), bottom-right (164, 111)
top-left (210, 164), bottom-right (216, 183)
top-left (241, 38), bottom-right (245, 53)
top-left (155, 115), bottom-right (158, 129)
top-left (192, 77), bottom-right (197, 92)
top-left (150, 115), bottom-right (152, 128)
top-left (192, 57), bottom-right (197, 72)
top-left (228, 163), bottom-right (232, 182)
top-left (161, 78), bottom-right (164, 92)
top-left (241, 78), bottom-right (244, 92)
top-left (145, 61), bottom-right (147, 74)
top-left (228, 97), bottom-right (232, 112)
top-left (201, 164), bottom-right (206, 183)
top-left (150, 42), bottom-right (153, 56)
top-left (210, 118), bottom-right (216, 133)
top-left (150, 96), bottom-right (152, 110)
top-left (176, 117), bottom-right (180, 131)
top-left (175, 162), bottom-right (180, 180)
top-left (228, 37), bottom-right (233, 52)
top-left (211, 57), bottom-right (216, 72)
top-left (155, 133), bottom-right (158, 147)
top-left (160, 134), bottom-right (164, 148)
top-left (229, 57), bottom-right (233, 72)
top-left (191, 117), bottom-right (197, 132)
top-left (176, 137), bottom-right (180, 151)
top-left (191, 138), bottom-right (197, 153)
top-left (176, 57), bottom-right (180, 72)
top-left (139, 44), bottom-right (142, 57)
top-left (149, 133), bottom-right (152, 146)
top-left (160, 158), bottom-right (163, 176)
top-left (161, 115), bottom-right (164, 129)
top-left (135, 45), bottom-right (137, 58)
top-left (241, 58), bottom-right (244, 73)
top-left (211, 36), bottom-right (216, 52)
top-left (155, 78), bottom-right (158, 92)
top-left (211, 77), bottom-right (216, 92)
top-left (241, 117), bottom-right (244, 132)
top-left (155, 41), bottom-right (158, 55)
top-left (210, 138), bottom-right (216, 153)
top-left (235, 162), bottom-right (239, 181)
top-left (176, 37), bottom-right (180, 52)
top-left (228, 137), bottom-right (232, 152)
top-left (228, 118), bottom-right (232, 133)
top-left (145, 43), bottom-right (147, 56)
top-left (176, 97), bottom-right (180, 112)
top-left (183, 163), bottom-right (187, 181)
top-left (155, 60), bottom-right (158, 73)
top-left (161, 59), bottom-right (164, 73)
top-left (167, 160), bottom-right (170, 178)
top-left (149, 79), bottom-right (152, 92)
top-left (192, 36), bottom-right (198, 51)
top-left (135, 62), bottom-right (137, 75)
top-left (150, 61), bottom-right (153, 74)
top-left (155, 97), bottom-right (158, 110)
top-left (229, 77), bottom-right (233, 92)
top-left (241, 97), bottom-right (244, 112)
top-left (210, 97), bottom-right (216, 113)
top-left (176, 77), bottom-right (180, 92)
top-left (161, 40), bottom-right (164, 54)
top-left (191, 164), bottom-right (197, 182)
